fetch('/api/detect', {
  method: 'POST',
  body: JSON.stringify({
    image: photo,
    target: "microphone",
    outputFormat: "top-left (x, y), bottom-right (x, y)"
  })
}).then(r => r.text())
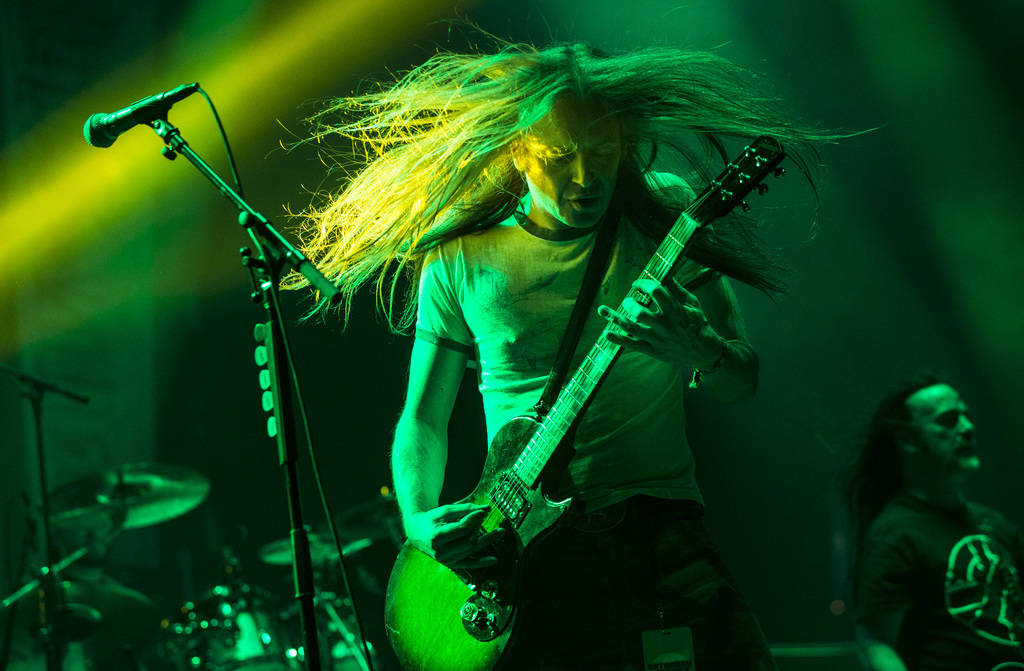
top-left (83, 82), bottom-right (200, 148)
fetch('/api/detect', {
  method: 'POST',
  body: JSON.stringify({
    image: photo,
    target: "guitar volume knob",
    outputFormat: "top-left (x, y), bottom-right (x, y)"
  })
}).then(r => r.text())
top-left (460, 602), bottom-right (479, 622)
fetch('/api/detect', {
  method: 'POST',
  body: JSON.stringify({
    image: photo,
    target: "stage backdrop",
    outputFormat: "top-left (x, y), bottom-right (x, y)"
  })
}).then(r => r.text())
top-left (2, 1), bottom-right (1022, 668)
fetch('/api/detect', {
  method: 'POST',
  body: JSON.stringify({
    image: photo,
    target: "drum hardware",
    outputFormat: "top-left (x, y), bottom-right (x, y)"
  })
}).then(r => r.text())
top-left (2, 359), bottom-right (383, 671)
top-left (329, 494), bottom-right (401, 548)
top-left (256, 492), bottom-right (399, 570)
top-left (2, 463), bottom-right (197, 671)
top-left (0, 451), bottom-right (208, 671)
top-left (161, 581), bottom-right (292, 671)
top-left (276, 589), bottom-right (379, 671)
top-left (160, 544), bottom-right (383, 671)
top-left (257, 535), bottom-right (373, 567)
top-left (48, 462), bottom-right (211, 533)
top-left (321, 595), bottom-right (375, 671)
top-left (1, 362), bottom-right (91, 671)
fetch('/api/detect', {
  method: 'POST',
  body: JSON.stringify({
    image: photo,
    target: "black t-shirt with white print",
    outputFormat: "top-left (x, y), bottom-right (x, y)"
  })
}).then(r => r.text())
top-left (857, 494), bottom-right (1024, 670)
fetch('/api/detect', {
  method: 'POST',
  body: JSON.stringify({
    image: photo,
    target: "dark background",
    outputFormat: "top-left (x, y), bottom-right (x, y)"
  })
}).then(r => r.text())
top-left (2, 1), bottom-right (1022, 669)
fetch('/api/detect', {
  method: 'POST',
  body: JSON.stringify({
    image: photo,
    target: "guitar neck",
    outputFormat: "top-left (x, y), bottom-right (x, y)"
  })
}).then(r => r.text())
top-left (511, 206), bottom-right (704, 487)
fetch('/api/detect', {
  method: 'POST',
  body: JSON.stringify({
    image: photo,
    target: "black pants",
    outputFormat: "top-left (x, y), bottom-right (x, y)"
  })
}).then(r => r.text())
top-left (498, 496), bottom-right (777, 670)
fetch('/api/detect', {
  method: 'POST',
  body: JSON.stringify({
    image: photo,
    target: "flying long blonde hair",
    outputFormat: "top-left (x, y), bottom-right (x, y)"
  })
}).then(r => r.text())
top-left (286, 40), bottom-right (831, 329)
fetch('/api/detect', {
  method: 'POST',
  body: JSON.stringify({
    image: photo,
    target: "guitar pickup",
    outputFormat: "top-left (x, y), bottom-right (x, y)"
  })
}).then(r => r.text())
top-left (489, 474), bottom-right (532, 527)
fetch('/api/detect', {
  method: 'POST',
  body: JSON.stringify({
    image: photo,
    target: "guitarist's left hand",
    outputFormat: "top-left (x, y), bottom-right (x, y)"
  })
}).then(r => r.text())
top-left (599, 278), bottom-right (724, 369)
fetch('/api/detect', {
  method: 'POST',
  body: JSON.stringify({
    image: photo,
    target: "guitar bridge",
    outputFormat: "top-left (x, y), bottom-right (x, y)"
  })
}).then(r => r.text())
top-left (460, 587), bottom-right (511, 641)
top-left (489, 473), bottom-right (531, 527)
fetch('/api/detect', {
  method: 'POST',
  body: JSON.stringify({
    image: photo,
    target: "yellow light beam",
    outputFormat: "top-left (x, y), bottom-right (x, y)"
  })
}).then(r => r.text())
top-left (0, 0), bottom-right (459, 298)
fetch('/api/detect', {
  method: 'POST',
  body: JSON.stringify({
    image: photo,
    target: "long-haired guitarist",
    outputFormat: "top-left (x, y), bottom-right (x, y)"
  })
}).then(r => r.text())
top-left (847, 375), bottom-right (1024, 671)
top-left (289, 39), bottom-right (827, 670)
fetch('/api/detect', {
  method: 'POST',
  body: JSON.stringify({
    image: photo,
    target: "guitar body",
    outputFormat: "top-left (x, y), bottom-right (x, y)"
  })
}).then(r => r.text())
top-left (384, 416), bottom-right (573, 671)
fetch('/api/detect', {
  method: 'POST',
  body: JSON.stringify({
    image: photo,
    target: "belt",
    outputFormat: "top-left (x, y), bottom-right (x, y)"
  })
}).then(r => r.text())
top-left (570, 495), bottom-right (704, 533)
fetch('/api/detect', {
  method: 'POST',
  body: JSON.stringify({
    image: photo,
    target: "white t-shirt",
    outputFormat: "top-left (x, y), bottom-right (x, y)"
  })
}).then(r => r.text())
top-left (416, 174), bottom-right (706, 509)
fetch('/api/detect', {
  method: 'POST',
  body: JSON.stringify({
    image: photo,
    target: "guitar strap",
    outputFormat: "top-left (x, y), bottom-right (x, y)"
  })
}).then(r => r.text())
top-left (532, 204), bottom-right (620, 419)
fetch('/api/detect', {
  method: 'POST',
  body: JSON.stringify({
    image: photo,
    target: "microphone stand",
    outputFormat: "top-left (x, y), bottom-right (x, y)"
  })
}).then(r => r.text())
top-left (0, 363), bottom-right (90, 671)
top-left (147, 115), bottom-right (338, 670)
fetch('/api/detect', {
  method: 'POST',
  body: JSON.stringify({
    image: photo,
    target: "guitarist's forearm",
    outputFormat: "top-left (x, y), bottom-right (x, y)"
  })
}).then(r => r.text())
top-left (695, 338), bottom-right (758, 403)
top-left (391, 416), bottom-right (449, 521)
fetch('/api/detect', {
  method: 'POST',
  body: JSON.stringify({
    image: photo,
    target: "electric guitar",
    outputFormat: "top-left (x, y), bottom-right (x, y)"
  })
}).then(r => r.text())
top-left (384, 137), bottom-right (787, 671)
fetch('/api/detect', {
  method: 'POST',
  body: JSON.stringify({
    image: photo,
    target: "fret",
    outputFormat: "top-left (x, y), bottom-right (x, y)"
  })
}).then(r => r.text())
top-left (515, 446), bottom-right (542, 469)
top-left (576, 362), bottom-right (599, 387)
top-left (547, 408), bottom-right (571, 434)
top-left (514, 461), bottom-right (535, 481)
top-left (563, 382), bottom-right (587, 407)
top-left (594, 337), bottom-right (617, 361)
top-left (644, 266), bottom-right (665, 281)
top-left (516, 453), bottom-right (543, 480)
top-left (644, 266), bottom-right (667, 282)
top-left (570, 367), bottom-right (597, 395)
top-left (528, 429), bottom-right (548, 452)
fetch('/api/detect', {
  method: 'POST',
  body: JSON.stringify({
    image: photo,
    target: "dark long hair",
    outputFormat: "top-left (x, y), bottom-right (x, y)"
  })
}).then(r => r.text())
top-left (845, 373), bottom-right (946, 581)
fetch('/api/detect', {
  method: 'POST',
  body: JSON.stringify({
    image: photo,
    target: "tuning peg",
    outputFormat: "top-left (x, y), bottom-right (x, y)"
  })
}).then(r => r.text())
top-left (757, 183), bottom-right (769, 196)
top-left (740, 201), bottom-right (751, 212)
top-left (773, 167), bottom-right (786, 178)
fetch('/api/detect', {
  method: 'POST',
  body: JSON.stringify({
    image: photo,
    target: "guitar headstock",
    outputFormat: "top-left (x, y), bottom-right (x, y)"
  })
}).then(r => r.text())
top-left (690, 136), bottom-right (786, 224)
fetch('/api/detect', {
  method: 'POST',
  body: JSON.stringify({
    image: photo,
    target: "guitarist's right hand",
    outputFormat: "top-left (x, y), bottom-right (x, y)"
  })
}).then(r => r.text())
top-left (404, 503), bottom-right (500, 569)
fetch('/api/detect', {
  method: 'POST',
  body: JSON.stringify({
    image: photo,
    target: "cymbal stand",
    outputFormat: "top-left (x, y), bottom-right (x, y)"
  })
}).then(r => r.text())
top-left (0, 363), bottom-right (90, 671)
top-left (323, 597), bottom-right (372, 671)
top-left (2, 547), bottom-right (91, 611)
top-left (0, 493), bottom-right (34, 671)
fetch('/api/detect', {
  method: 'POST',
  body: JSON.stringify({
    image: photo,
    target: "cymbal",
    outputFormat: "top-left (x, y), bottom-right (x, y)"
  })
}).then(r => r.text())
top-left (259, 493), bottom-right (400, 565)
top-left (329, 493), bottom-right (400, 543)
top-left (49, 463), bottom-right (210, 531)
top-left (258, 534), bottom-right (373, 565)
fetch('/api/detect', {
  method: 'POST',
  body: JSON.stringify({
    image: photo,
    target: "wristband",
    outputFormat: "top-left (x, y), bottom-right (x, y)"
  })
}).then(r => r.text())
top-left (689, 340), bottom-right (728, 389)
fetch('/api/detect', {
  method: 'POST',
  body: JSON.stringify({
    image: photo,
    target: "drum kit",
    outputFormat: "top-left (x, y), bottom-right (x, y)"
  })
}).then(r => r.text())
top-left (2, 463), bottom-right (399, 671)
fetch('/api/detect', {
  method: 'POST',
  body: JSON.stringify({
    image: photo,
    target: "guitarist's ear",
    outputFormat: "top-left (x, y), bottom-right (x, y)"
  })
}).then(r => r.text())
top-left (893, 425), bottom-right (920, 455)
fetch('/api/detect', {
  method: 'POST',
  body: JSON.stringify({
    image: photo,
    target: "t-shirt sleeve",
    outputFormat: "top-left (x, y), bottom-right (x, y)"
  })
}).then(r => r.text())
top-left (857, 533), bottom-right (917, 619)
top-left (415, 245), bottom-right (475, 357)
